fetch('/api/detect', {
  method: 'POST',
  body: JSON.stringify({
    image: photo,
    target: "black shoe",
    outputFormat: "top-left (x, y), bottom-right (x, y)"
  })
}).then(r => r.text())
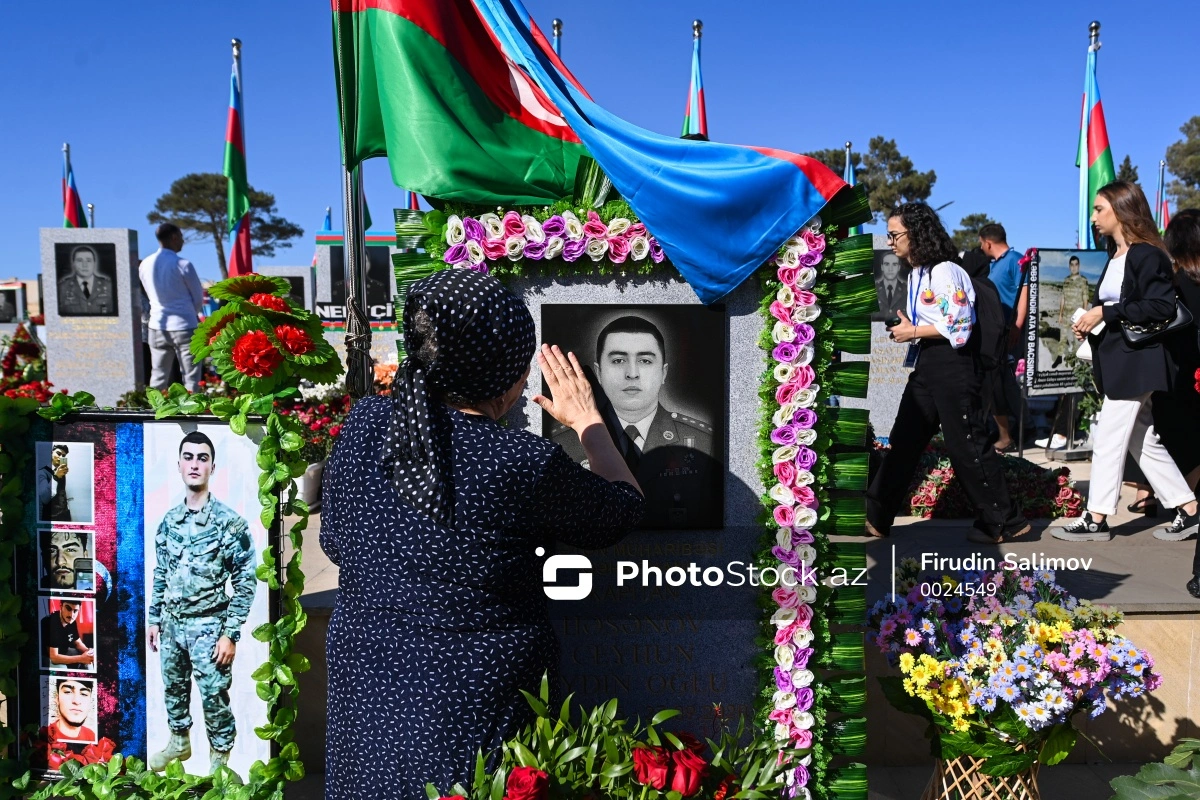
top-left (1052, 515), bottom-right (1112, 542)
top-left (1188, 575), bottom-right (1200, 599)
top-left (1153, 509), bottom-right (1200, 541)
top-left (1127, 496), bottom-right (1161, 517)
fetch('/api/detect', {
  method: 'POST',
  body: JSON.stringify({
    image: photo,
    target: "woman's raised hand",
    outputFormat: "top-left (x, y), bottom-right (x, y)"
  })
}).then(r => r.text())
top-left (531, 344), bottom-right (603, 433)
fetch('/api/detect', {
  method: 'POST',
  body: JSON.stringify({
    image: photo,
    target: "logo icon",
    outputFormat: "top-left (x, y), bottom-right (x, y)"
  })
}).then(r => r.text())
top-left (537, 547), bottom-right (593, 600)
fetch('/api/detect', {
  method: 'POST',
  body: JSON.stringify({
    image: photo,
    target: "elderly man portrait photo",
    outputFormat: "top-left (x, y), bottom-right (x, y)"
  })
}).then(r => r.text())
top-left (547, 310), bottom-right (724, 528)
top-left (57, 244), bottom-right (116, 316)
top-left (146, 431), bottom-right (257, 775)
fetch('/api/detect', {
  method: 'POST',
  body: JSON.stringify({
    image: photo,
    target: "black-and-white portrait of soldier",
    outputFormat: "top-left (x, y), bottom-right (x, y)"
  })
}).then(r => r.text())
top-left (542, 305), bottom-right (725, 529)
top-left (0, 288), bottom-right (20, 322)
top-left (53, 243), bottom-right (118, 317)
top-left (872, 249), bottom-right (911, 322)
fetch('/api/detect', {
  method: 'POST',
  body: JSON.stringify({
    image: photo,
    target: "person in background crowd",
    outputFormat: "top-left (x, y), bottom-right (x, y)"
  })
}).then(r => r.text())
top-left (139, 223), bottom-right (204, 392)
top-left (1139, 209), bottom-right (1200, 598)
top-left (866, 203), bottom-right (1028, 544)
top-left (979, 223), bottom-right (1027, 451)
top-left (1055, 182), bottom-right (1200, 544)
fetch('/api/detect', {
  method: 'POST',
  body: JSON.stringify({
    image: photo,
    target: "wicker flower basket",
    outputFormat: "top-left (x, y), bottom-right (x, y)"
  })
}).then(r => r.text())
top-left (921, 753), bottom-right (1040, 800)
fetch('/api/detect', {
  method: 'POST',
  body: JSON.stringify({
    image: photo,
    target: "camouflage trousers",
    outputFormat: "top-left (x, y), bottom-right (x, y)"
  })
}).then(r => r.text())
top-left (160, 615), bottom-right (235, 752)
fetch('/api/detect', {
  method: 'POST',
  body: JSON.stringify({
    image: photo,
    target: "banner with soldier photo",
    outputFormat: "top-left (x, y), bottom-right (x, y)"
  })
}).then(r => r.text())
top-left (1023, 248), bottom-right (1108, 395)
top-left (16, 415), bottom-right (276, 781)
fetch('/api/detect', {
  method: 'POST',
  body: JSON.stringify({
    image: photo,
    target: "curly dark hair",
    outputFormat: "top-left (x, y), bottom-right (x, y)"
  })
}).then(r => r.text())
top-left (888, 203), bottom-right (959, 269)
top-left (1166, 208), bottom-right (1200, 284)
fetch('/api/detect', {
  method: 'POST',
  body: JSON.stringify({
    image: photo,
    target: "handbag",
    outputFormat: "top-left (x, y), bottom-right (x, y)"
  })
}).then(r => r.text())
top-left (1120, 301), bottom-right (1193, 346)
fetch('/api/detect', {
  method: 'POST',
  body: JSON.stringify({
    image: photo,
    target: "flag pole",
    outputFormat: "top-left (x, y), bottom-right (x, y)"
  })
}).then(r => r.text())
top-left (87, 204), bottom-right (94, 228)
top-left (62, 142), bottom-right (69, 211)
top-left (552, 19), bottom-right (562, 56)
top-left (1156, 159), bottom-right (1166, 228)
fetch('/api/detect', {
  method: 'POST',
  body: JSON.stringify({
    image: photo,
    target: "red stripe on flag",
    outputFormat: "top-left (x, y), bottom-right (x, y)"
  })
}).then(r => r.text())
top-left (1087, 100), bottom-right (1110, 167)
top-left (745, 147), bottom-right (845, 201)
top-left (696, 87), bottom-right (707, 136)
top-left (527, 17), bottom-right (591, 99)
top-left (336, 0), bottom-right (580, 143)
top-left (226, 106), bottom-right (245, 155)
top-left (228, 216), bottom-right (254, 276)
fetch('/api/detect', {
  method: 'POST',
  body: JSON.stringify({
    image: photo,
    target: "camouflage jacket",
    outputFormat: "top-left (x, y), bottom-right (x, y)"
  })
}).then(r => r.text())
top-left (148, 494), bottom-right (257, 641)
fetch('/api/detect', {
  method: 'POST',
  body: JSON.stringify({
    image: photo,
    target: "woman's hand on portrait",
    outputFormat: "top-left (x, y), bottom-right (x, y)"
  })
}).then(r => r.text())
top-left (1072, 306), bottom-right (1104, 340)
top-left (888, 310), bottom-right (917, 343)
top-left (531, 344), bottom-right (602, 434)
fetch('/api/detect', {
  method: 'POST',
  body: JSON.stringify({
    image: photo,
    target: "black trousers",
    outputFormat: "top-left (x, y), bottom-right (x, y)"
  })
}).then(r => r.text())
top-left (867, 340), bottom-right (1024, 536)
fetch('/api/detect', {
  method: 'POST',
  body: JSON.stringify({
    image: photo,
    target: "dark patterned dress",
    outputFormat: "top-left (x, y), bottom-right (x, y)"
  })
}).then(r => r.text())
top-left (321, 396), bottom-right (644, 800)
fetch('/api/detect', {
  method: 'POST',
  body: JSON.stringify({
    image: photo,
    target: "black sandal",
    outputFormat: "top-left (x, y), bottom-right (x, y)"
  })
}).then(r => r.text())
top-left (1127, 496), bottom-right (1161, 517)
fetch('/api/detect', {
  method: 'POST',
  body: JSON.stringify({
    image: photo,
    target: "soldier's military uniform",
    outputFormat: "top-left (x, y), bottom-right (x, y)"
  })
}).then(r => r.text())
top-left (551, 404), bottom-right (722, 528)
top-left (148, 494), bottom-right (256, 754)
top-left (57, 273), bottom-right (115, 315)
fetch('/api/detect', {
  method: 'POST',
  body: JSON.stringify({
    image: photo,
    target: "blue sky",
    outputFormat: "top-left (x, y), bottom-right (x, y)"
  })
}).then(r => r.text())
top-left (2, 0), bottom-right (1196, 285)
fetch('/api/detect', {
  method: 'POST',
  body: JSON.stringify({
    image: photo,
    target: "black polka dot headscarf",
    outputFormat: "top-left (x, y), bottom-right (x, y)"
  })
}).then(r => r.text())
top-left (380, 267), bottom-right (536, 524)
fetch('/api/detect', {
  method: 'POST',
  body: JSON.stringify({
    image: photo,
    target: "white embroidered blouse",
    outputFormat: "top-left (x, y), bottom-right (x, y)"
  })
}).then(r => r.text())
top-left (906, 260), bottom-right (976, 349)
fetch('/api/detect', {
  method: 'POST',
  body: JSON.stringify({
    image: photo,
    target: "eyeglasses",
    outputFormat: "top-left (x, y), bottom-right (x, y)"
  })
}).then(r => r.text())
top-left (885, 231), bottom-right (909, 243)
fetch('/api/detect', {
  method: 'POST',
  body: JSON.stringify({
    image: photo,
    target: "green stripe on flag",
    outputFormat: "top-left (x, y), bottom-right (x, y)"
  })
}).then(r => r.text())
top-left (224, 143), bottom-right (249, 235)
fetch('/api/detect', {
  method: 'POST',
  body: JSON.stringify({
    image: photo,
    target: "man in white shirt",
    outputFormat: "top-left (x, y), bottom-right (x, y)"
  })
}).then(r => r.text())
top-left (139, 223), bottom-right (205, 391)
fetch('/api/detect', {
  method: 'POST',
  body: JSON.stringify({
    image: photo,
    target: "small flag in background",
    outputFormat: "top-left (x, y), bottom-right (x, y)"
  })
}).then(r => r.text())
top-left (1162, 200), bottom-right (1171, 232)
top-left (224, 40), bottom-right (253, 276)
top-left (407, 191), bottom-right (420, 210)
top-left (62, 144), bottom-right (87, 228)
top-left (1076, 33), bottom-right (1114, 249)
top-left (843, 144), bottom-right (860, 237)
top-left (680, 20), bottom-right (707, 141)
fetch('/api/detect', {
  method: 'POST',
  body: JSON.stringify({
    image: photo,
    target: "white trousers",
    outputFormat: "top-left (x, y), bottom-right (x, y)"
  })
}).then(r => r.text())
top-left (1088, 392), bottom-right (1195, 516)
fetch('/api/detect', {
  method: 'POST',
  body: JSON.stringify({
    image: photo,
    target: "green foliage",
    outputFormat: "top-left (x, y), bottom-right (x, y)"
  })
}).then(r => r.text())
top-left (147, 173), bottom-right (304, 279)
top-left (1116, 155), bottom-right (1140, 186)
top-left (807, 136), bottom-right (937, 222)
top-left (1166, 117), bottom-right (1200, 213)
top-left (951, 213), bottom-right (998, 254)
top-left (1111, 739), bottom-right (1200, 799)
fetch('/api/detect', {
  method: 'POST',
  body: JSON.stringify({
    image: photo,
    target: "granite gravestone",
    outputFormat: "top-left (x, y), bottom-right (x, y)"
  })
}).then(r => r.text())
top-left (501, 274), bottom-right (763, 732)
top-left (256, 266), bottom-right (314, 312)
top-left (40, 228), bottom-right (143, 405)
top-left (313, 235), bottom-right (399, 369)
top-left (839, 235), bottom-right (911, 440)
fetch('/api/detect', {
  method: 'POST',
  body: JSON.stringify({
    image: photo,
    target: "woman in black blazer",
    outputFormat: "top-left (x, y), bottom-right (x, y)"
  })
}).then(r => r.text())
top-left (1055, 181), bottom-right (1200, 543)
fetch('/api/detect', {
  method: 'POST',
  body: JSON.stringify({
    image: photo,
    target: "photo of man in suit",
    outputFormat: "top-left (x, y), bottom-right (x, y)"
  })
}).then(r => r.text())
top-left (57, 244), bottom-right (116, 316)
top-left (549, 313), bottom-right (723, 528)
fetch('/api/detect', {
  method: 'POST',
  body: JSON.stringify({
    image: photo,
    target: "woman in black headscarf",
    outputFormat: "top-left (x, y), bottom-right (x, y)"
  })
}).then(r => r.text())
top-left (320, 268), bottom-right (644, 800)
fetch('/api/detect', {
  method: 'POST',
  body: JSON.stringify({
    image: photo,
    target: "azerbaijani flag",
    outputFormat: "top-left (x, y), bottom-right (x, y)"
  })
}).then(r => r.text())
top-left (1162, 200), bottom-right (1171, 232)
top-left (843, 152), bottom-right (860, 237)
top-left (681, 27), bottom-right (707, 140)
top-left (1077, 42), bottom-right (1115, 249)
top-left (224, 50), bottom-right (253, 276)
top-left (62, 146), bottom-right (87, 228)
top-left (332, 0), bottom-right (844, 303)
top-left (407, 190), bottom-right (420, 210)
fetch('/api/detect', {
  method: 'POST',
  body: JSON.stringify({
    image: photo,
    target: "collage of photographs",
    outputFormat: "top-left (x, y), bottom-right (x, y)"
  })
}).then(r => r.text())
top-left (33, 439), bottom-right (110, 767)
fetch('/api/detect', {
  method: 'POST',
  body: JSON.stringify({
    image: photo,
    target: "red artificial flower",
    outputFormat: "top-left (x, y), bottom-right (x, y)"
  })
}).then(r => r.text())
top-left (231, 330), bottom-right (284, 378)
top-left (248, 292), bottom-right (290, 312)
top-left (714, 774), bottom-right (738, 800)
top-left (274, 324), bottom-right (316, 355)
top-left (208, 314), bottom-right (236, 345)
top-left (669, 747), bottom-right (709, 797)
top-left (328, 424), bottom-right (342, 438)
top-left (632, 746), bottom-right (671, 789)
top-left (82, 737), bottom-right (116, 764)
top-left (504, 766), bottom-right (550, 800)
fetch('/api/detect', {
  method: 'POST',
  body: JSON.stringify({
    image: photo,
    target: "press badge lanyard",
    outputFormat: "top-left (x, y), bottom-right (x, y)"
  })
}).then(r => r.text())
top-left (903, 268), bottom-right (925, 369)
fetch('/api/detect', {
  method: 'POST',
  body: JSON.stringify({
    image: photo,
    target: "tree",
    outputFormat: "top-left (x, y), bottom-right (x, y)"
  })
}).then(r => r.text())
top-left (807, 136), bottom-right (937, 221)
top-left (951, 213), bottom-right (997, 253)
top-left (1166, 115), bottom-right (1200, 212)
top-left (147, 173), bottom-right (304, 278)
top-left (1116, 155), bottom-right (1139, 185)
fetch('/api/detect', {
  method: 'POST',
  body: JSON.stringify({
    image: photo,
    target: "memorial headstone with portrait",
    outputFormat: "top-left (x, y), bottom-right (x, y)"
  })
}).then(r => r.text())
top-left (1023, 248), bottom-right (1107, 395)
top-left (313, 233), bottom-right (401, 367)
top-left (0, 280), bottom-right (28, 337)
top-left (39, 228), bottom-right (145, 405)
top-left (256, 265), bottom-right (314, 312)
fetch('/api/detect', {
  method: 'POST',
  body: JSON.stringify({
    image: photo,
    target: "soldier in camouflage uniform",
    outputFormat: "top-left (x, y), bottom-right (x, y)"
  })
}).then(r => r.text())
top-left (147, 431), bottom-right (256, 774)
top-left (550, 315), bottom-right (722, 528)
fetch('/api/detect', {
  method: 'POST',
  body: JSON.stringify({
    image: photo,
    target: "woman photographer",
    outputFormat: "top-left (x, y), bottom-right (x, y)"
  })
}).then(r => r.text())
top-left (1056, 182), bottom-right (1200, 544)
top-left (865, 203), bottom-right (1028, 543)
